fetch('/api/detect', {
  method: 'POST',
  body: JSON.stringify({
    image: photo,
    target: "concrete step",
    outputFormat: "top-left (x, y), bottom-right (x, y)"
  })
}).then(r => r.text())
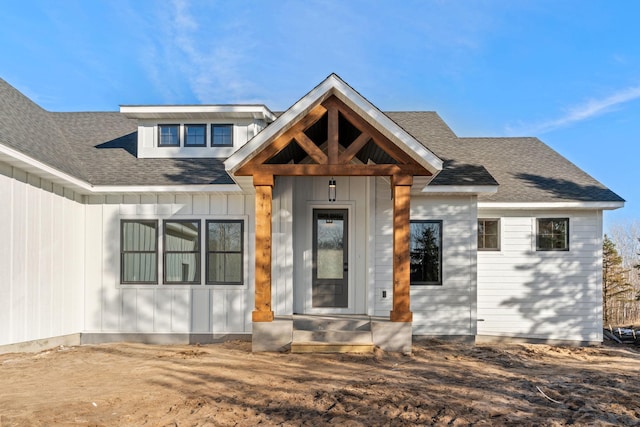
top-left (293, 329), bottom-right (373, 344)
top-left (293, 315), bottom-right (371, 332)
top-left (291, 342), bottom-right (374, 354)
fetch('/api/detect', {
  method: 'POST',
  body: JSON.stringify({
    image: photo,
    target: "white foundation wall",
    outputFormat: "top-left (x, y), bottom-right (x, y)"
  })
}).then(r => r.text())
top-left (84, 193), bottom-right (256, 336)
top-left (477, 210), bottom-right (603, 342)
top-left (0, 162), bottom-right (85, 346)
top-left (373, 177), bottom-right (478, 336)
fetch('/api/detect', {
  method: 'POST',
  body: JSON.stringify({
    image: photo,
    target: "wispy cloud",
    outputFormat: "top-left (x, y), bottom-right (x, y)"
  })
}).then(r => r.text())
top-left (134, 0), bottom-right (260, 104)
top-left (507, 85), bottom-right (640, 135)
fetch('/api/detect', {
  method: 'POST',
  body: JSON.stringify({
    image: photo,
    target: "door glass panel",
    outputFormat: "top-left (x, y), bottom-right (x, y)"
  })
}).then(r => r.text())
top-left (312, 209), bottom-right (348, 308)
top-left (316, 213), bottom-right (344, 279)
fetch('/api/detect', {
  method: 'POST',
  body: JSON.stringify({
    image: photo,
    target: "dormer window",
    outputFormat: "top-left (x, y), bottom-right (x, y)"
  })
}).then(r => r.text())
top-left (184, 124), bottom-right (207, 147)
top-left (158, 124), bottom-right (180, 147)
top-left (211, 124), bottom-right (233, 147)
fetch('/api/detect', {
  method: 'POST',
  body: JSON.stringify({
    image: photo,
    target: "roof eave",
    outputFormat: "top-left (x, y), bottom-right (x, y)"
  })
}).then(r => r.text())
top-left (478, 201), bottom-right (625, 210)
top-left (120, 105), bottom-right (277, 121)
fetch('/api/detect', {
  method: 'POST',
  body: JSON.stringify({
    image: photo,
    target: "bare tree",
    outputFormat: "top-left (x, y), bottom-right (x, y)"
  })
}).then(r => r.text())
top-left (603, 235), bottom-right (635, 325)
top-left (608, 221), bottom-right (640, 323)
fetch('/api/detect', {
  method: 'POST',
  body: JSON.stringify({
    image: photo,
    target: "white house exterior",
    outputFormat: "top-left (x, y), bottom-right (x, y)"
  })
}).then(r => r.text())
top-left (0, 75), bottom-right (623, 353)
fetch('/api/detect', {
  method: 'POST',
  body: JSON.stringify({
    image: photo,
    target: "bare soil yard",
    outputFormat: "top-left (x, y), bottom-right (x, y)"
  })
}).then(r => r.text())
top-left (1, 339), bottom-right (639, 426)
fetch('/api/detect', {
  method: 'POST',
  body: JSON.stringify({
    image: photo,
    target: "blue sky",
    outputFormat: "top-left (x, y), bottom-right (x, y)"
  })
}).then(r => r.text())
top-left (1, 0), bottom-right (638, 231)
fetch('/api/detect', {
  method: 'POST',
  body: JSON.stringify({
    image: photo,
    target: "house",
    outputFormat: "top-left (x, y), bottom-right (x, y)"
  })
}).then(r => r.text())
top-left (0, 74), bottom-right (624, 353)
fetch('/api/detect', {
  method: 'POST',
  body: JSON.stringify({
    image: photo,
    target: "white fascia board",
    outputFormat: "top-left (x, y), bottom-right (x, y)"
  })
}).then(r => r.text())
top-left (329, 77), bottom-right (443, 174)
top-left (120, 105), bottom-right (277, 121)
top-left (478, 201), bottom-right (625, 210)
top-left (225, 74), bottom-right (443, 175)
top-left (0, 143), bottom-right (92, 192)
top-left (225, 77), bottom-right (336, 173)
top-left (0, 143), bottom-right (243, 195)
top-left (91, 184), bottom-right (243, 194)
top-left (422, 185), bottom-right (498, 194)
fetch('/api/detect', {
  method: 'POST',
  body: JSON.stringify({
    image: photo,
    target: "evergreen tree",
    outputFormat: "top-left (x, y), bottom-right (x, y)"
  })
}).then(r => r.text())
top-left (603, 235), bottom-right (634, 324)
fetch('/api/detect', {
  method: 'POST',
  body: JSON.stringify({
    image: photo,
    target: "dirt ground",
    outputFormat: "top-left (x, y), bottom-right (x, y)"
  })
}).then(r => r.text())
top-left (1, 340), bottom-right (639, 426)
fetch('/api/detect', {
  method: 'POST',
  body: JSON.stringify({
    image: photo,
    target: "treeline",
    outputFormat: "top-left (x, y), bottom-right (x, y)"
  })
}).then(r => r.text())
top-left (605, 221), bottom-right (640, 326)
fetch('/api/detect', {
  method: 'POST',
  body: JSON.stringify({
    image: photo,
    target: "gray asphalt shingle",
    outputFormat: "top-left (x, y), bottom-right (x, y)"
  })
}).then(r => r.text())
top-left (0, 78), bottom-right (622, 202)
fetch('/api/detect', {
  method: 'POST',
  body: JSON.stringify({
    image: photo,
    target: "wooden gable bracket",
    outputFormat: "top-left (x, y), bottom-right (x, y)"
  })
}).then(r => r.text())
top-left (236, 95), bottom-right (432, 178)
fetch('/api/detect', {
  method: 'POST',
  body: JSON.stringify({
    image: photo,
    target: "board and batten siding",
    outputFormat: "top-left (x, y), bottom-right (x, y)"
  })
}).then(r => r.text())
top-left (373, 177), bottom-right (478, 336)
top-left (477, 210), bottom-right (603, 342)
top-left (0, 162), bottom-right (85, 346)
top-left (84, 193), bottom-right (256, 336)
top-left (291, 176), bottom-right (370, 315)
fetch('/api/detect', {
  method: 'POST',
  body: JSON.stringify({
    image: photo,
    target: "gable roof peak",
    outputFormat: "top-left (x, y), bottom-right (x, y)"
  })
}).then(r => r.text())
top-left (225, 75), bottom-right (443, 175)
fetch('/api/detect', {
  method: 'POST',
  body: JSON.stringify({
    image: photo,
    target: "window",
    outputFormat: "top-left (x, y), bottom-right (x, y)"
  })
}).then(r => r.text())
top-left (478, 219), bottom-right (500, 251)
top-left (184, 124), bottom-right (206, 147)
top-left (164, 220), bottom-right (200, 284)
top-left (211, 124), bottom-right (233, 146)
top-left (207, 220), bottom-right (243, 285)
top-left (537, 218), bottom-right (569, 251)
top-left (158, 124), bottom-right (180, 147)
top-left (410, 220), bottom-right (442, 285)
top-left (121, 220), bottom-right (158, 284)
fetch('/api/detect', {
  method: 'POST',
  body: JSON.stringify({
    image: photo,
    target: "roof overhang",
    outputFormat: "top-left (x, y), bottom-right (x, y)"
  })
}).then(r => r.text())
top-left (225, 74), bottom-right (443, 176)
top-left (478, 201), bottom-right (625, 210)
top-left (0, 143), bottom-right (242, 195)
top-left (120, 105), bottom-right (277, 121)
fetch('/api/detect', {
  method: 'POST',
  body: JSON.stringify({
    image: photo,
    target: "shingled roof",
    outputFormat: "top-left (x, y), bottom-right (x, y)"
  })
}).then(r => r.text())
top-left (0, 78), bottom-right (623, 203)
top-left (388, 112), bottom-right (623, 203)
top-left (0, 79), bottom-right (233, 186)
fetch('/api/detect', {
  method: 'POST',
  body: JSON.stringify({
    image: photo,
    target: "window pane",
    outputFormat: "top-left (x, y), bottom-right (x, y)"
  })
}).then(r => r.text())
top-left (212, 125), bottom-right (232, 146)
top-left (159, 125), bottom-right (179, 146)
top-left (123, 254), bottom-right (157, 282)
top-left (185, 124), bottom-right (206, 146)
top-left (206, 220), bottom-right (243, 284)
top-left (537, 218), bottom-right (568, 250)
top-left (410, 221), bottom-right (441, 284)
top-left (208, 222), bottom-right (241, 251)
top-left (123, 221), bottom-right (157, 251)
top-left (208, 253), bottom-right (224, 282)
top-left (208, 253), bottom-right (242, 283)
top-left (478, 219), bottom-right (499, 250)
top-left (164, 221), bottom-right (200, 283)
top-left (224, 253), bottom-right (242, 282)
top-left (165, 253), bottom-right (199, 282)
top-left (166, 221), bottom-right (199, 251)
top-left (485, 235), bottom-right (498, 249)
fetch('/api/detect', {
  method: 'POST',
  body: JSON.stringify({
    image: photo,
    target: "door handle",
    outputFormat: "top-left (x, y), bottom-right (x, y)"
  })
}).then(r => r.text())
top-left (344, 263), bottom-right (348, 272)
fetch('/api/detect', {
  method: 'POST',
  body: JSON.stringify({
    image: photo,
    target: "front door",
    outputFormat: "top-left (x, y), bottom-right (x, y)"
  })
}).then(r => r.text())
top-left (312, 209), bottom-right (348, 308)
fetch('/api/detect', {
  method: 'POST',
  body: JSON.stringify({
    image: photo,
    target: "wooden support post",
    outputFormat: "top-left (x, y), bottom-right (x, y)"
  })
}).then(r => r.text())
top-left (252, 173), bottom-right (274, 322)
top-left (390, 175), bottom-right (413, 322)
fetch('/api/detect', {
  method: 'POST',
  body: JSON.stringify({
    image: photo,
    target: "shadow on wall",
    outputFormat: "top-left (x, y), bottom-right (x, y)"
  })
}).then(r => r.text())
top-left (499, 253), bottom-right (600, 341)
top-left (95, 204), bottom-right (211, 338)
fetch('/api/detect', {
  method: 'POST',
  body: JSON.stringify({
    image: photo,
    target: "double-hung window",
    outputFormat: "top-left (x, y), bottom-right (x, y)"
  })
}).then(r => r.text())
top-left (207, 220), bottom-right (243, 285)
top-left (184, 124), bottom-right (206, 147)
top-left (164, 220), bottom-right (201, 284)
top-left (409, 220), bottom-right (442, 285)
top-left (536, 218), bottom-right (569, 251)
top-left (211, 124), bottom-right (233, 147)
top-left (478, 219), bottom-right (500, 251)
top-left (121, 220), bottom-right (158, 284)
top-left (158, 124), bottom-right (180, 147)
